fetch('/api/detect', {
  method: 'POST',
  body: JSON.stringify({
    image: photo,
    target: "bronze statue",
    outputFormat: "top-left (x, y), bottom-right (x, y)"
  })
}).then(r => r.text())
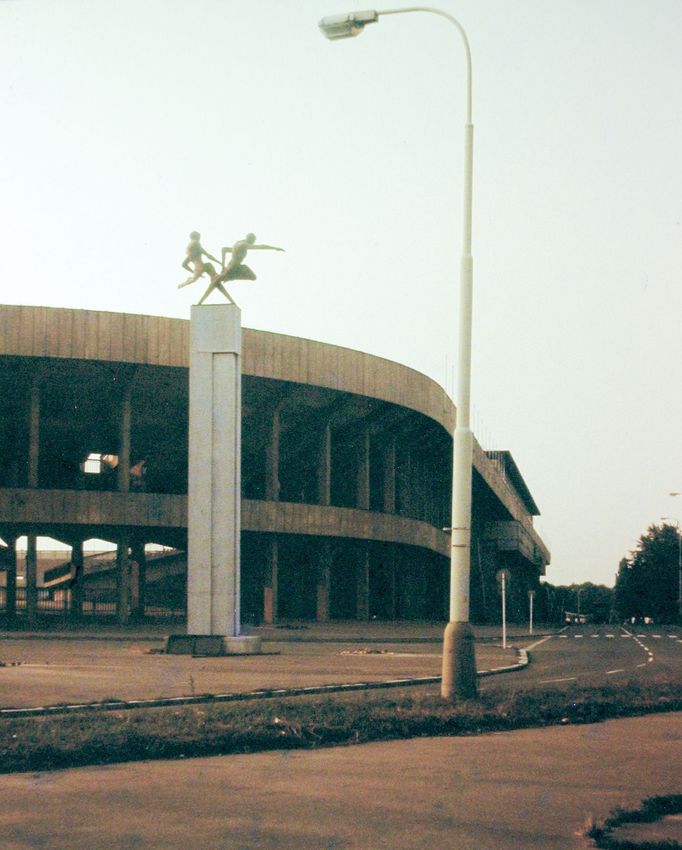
top-left (178, 231), bottom-right (284, 305)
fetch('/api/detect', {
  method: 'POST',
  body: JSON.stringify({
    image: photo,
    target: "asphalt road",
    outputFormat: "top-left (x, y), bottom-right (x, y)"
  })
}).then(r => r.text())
top-left (505, 623), bottom-right (682, 690)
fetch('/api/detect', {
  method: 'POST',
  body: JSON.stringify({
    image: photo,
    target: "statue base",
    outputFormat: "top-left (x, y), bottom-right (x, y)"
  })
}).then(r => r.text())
top-left (165, 634), bottom-right (263, 656)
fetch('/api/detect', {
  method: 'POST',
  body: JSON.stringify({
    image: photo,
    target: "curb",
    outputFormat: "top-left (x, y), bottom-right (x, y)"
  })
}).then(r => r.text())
top-left (0, 649), bottom-right (529, 720)
top-left (0, 631), bottom-right (556, 645)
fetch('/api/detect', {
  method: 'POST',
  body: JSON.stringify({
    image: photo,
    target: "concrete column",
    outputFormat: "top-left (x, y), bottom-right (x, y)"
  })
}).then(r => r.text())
top-left (356, 428), bottom-right (370, 510)
top-left (70, 541), bottom-right (84, 620)
top-left (317, 422), bottom-right (331, 506)
top-left (4, 536), bottom-right (17, 621)
top-left (316, 540), bottom-right (332, 622)
top-left (25, 534), bottom-right (38, 624)
top-left (116, 539), bottom-right (131, 626)
top-left (28, 380), bottom-right (40, 487)
top-left (117, 384), bottom-right (132, 493)
top-left (263, 537), bottom-right (278, 625)
top-left (265, 404), bottom-right (281, 502)
top-left (356, 545), bottom-right (370, 621)
top-left (382, 438), bottom-right (396, 514)
top-left (187, 304), bottom-right (242, 637)
top-left (388, 547), bottom-right (398, 620)
top-left (131, 541), bottom-right (146, 620)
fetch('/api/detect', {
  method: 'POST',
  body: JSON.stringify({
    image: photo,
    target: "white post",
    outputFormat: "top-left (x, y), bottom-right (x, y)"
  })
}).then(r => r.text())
top-left (184, 303), bottom-right (263, 657)
top-left (529, 589), bottom-right (535, 635)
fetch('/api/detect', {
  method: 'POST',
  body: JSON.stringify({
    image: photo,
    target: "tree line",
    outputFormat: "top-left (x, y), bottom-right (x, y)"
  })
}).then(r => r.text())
top-left (535, 522), bottom-right (680, 625)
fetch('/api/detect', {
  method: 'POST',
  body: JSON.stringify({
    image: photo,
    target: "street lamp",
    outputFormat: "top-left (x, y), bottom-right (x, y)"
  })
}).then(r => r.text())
top-left (318, 6), bottom-right (477, 699)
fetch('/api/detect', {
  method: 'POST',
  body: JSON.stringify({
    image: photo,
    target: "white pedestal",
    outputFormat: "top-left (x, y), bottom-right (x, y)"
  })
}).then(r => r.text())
top-left (186, 303), bottom-right (242, 637)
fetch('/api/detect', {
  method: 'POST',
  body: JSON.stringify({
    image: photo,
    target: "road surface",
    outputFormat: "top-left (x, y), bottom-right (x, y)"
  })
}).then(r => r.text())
top-left (505, 623), bottom-right (682, 690)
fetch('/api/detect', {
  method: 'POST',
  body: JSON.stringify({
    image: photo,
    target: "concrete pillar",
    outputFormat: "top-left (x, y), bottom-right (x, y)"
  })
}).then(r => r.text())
top-left (25, 534), bottom-right (38, 624)
top-left (116, 539), bottom-right (131, 626)
top-left (265, 404), bottom-right (281, 502)
top-left (382, 438), bottom-right (396, 514)
top-left (70, 541), bottom-right (84, 620)
top-left (117, 384), bottom-right (132, 493)
top-left (263, 537), bottom-right (278, 625)
top-left (356, 428), bottom-right (370, 510)
top-left (28, 380), bottom-right (40, 487)
top-left (131, 541), bottom-right (146, 620)
top-left (316, 540), bottom-right (332, 622)
top-left (317, 422), bottom-right (331, 506)
top-left (387, 548), bottom-right (398, 620)
top-left (356, 545), bottom-right (370, 621)
top-left (4, 536), bottom-right (17, 621)
top-left (187, 304), bottom-right (241, 637)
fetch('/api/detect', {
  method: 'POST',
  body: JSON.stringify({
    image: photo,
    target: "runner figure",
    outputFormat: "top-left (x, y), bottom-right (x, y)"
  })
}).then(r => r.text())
top-left (218, 233), bottom-right (285, 284)
top-left (178, 231), bottom-right (234, 304)
top-left (178, 231), bottom-right (220, 288)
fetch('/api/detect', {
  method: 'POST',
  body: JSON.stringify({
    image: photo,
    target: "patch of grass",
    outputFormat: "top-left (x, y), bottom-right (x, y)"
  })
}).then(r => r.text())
top-left (586, 795), bottom-right (682, 849)
top-left (0, 677), bottom-right (680, 775)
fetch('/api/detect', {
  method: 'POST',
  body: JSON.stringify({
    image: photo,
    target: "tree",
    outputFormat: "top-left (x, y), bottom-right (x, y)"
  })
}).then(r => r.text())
top-left (536, 581), bottom-right (613, 624)
top-left (614, 523), bottom-right (680, 624)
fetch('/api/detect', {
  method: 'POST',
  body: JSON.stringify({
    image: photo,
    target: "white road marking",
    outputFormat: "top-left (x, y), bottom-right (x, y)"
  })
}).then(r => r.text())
top-left (559, 635), bottom-right (568, 639)
top-left (652, 635), bottom-right (662, 639)
top-left (525, 635), bottom-right (555, 651)
top-left (605, 634), bottom-right (614, 638)
top-left (574, 635), bottom-right (583, 639)
top-left (637, 663), bottom-right (646, 668)
top-left (539, 676), bottom-right (577, 684)
top-left (591, 634), bottom-right (600, 638)
top-left (606, 669), bottom-right (625, 675)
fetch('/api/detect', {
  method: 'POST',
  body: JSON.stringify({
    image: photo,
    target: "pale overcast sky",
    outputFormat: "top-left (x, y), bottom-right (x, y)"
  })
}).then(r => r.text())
top-left (1, 0), bottom-right (681, 587)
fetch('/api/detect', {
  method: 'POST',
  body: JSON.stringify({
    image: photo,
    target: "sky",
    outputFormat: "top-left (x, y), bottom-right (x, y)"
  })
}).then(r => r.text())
top-left (1, 0), bottom-right (681, 587)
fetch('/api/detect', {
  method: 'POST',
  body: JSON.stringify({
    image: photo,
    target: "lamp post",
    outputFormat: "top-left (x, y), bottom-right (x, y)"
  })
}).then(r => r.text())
top-left (319, 6), bottom-right (478, 699)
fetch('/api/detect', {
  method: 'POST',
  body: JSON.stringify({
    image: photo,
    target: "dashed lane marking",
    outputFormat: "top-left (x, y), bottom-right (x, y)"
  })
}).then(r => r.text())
top-left (606, 669), bottom-right (625, 675)
top-left (538, 676), bottom-right (577, 684)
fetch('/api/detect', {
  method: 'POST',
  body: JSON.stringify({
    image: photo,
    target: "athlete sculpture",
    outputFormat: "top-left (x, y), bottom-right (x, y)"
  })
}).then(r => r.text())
top-left (179, 231), bottom-right (284, 305)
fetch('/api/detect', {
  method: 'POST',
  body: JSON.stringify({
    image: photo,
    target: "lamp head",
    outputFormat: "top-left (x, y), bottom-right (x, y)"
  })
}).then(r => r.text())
top-left (318, 10), bottom-right (378, 40)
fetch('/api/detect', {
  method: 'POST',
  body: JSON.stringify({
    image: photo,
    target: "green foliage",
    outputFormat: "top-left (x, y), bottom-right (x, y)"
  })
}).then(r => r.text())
top-left (615, 524), bottom-right (680, 623)
top-left (539, 581), bottom-right (614, 624)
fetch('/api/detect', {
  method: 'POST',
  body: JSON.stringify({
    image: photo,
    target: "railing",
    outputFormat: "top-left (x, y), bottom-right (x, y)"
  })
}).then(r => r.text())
top-left (0, 588), bottom-right (185, 619)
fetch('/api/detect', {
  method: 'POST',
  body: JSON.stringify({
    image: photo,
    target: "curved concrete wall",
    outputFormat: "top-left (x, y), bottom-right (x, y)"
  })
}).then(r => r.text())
top-left (0, 305), bottom-right (452, 430)
top-left (0, 305), bottom-right (546, 543)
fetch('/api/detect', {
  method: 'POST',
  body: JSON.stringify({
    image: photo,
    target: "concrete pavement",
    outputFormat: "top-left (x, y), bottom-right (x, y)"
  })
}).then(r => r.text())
top-left (2, 712), bottom-right (680, 849)
top-left (0, 622), bottom-right (526, 710)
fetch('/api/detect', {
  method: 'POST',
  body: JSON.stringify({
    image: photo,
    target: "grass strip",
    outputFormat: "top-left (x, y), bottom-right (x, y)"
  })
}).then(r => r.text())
top-left (586, 794), bottom-right (682, 849)
top-left (1, 677), bottom-right (680, 775)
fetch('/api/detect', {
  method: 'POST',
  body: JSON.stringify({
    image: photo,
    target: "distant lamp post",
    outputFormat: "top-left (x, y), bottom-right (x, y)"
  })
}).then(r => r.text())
top-left (318, 6), bottom-right (477, 699)
top-left (662, 505), bottom-right (682, 621)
